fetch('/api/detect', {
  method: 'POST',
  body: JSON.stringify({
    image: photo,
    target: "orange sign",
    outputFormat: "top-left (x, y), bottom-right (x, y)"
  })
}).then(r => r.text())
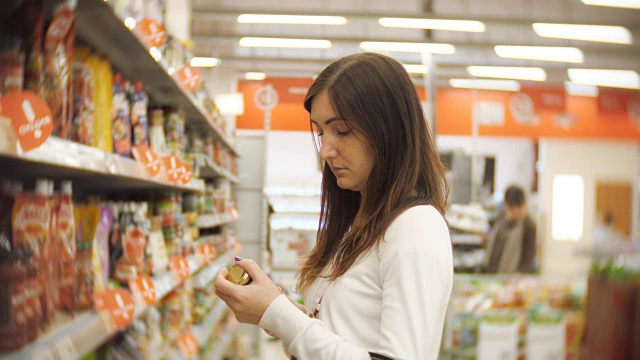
top-left (1, 91), bottom-right (53, 151)
top-left (132, 144), bottom-right (162, 177)
top-left (135, 18), bottom-right (166, 48)
top-left (176, 66), bottom-right (201, 91)
top-left (177, 332), bottom-right (199, 357)
top-left (169, 256), bottom-right (190, 281)
top-left (179, 162), bottom-right (193, 185)
top-left (128, 275), bottom-right (156, 307)
top-left (163, 155), bottom-right (183, 182)
top-left (196, 244), bottom-right (215, 263)
top-left (94, 289), bottom-right (136, 330)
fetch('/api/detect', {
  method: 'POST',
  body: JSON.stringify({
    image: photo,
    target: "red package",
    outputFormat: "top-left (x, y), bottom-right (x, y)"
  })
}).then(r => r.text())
top-left (12, 0), bottom-right (44, 95)
top-left (43, 2), bottom-right (75, 139)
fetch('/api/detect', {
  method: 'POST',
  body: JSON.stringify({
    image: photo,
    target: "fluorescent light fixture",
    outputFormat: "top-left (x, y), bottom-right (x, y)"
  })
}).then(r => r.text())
top-left (190, 57), bottom-right (220, 67)
top-left (403, 64), bottom-right (428, 73)
top-left (245, 72), bottom-right (266, 80)
top-left (552, 175), bottom-right (584, 241)
top-left (568, 68), bottom-right (640, 89)
top-left (239, 37), bottom-right (332, 48)
top-left (213, 93), bottom-right (245, 116)
top-left (532, 23), bottom-right (632, 44)
top-left (564, 81), bottom-right (599, 97)
top-left (360, 41), bottom-right (455, 54)
top-left (237, 14), bottom-right (347, 25)
top-left (494, 45), bottom-right (584, 63)
top-left (581, 0), bottom-right (640, 9)
top-left (378, 18), bottom-right (485, 32)
top-left (449, 79), bottom-right (521, 91)
top-left (467, 66), bottom-right (547, 81)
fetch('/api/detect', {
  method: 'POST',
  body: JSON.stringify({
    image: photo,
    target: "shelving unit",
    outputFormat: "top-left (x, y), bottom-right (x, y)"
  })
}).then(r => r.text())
top-left (75, 0), bottom-right (238, 156)
top-left (1, 252), bottom-right (221, 360)
top-left (193, 300), bottom-right (230, 346)
top-left (195, 154), bottom-right (239, 183)
top-left (196, 212), bottom-right (236, 229)
top-left (0, 137), bottom-right (204, 193)
top-left (205, 326), bottom-right (235, 360)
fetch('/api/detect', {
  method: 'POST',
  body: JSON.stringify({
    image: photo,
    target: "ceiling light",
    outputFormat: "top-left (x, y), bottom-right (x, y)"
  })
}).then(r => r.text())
top-left (378, 18), bottom-right (485, 32)
top-left (564, 81), bottom-right (599, 97)
top-left (494, 45), bottom-right (584, 63)
top-left (244, 72), bottom-right (266, 80)
top-left (239, 37), bottom-right (332, 48)
top-left (190, 57), bottom-right (220, 67)
top-left (532, 23), bottom-right (632, 44)
top-left (568, 68), bottom-right (640, 89)
top-left (580, 0), bottom-right (640, 9)
top-left (449, 79), bottom-right (521, 91)
top-left (124, 17), bottom-right (137, 30)
top-left (403, 64), bottom-right (428, 73)
top-left (359, 41), bottom-right (455, 54)
top-left (467, 66), bottom-right (547, 81)
top-left (237, 14), bottom-right (347, 25)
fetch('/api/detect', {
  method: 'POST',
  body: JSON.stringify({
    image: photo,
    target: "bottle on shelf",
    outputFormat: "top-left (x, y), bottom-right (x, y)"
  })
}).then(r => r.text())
top-left (130, 81), bottom-right (149, 147)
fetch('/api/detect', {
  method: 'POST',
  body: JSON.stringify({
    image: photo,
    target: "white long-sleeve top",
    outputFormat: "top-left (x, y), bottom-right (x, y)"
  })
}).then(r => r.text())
top-left (259, 205), bottom-right (453, 359)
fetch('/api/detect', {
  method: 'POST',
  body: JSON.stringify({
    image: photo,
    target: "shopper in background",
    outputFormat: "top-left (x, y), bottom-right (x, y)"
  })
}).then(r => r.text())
top-left (484, 185), bottom-right (537, 273)
top-left (215, 52), bottom-right (453, 359)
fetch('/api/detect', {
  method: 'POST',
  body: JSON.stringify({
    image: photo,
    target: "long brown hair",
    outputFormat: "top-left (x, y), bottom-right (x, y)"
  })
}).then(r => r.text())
top-left (297, 52), bottom-right (448, 293)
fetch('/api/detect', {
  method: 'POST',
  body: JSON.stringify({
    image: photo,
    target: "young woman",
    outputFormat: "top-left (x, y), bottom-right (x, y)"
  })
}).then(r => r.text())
top-left (215, 52), bottom-right (453, 359)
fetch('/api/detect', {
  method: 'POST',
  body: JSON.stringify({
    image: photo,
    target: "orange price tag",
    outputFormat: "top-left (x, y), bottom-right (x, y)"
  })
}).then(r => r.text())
top-left (176, 66), bottom-right (201, 91)
top-left (132, 144), bottom-right (162, 177)
top-left (94, 289), bottom-right (136, 330)
top-left (0, 91), bottom-right (53, 152)
top-left (196, 244), bottom-right (216, 263)
top-left (128, 275), bottom-right (156, 307)
top-left (169, 256), bottom-right (190, 281)
top-left (135, 18), bottom-right (166, 48)
top-left (177, 332), bottom-right (199, 357)
top-left (163, 155), bottom-right (183, 182)
top-left (179, 162), bottom-right (193, 185)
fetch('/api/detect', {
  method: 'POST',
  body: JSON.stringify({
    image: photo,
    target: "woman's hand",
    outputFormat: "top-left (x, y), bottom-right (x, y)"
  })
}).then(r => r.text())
top-left (215, 257), bottom-right (282, 325)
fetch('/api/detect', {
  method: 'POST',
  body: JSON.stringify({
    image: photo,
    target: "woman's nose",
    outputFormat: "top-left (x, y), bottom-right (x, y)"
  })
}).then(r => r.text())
top-left (319, 140), bottom-right (337, 160)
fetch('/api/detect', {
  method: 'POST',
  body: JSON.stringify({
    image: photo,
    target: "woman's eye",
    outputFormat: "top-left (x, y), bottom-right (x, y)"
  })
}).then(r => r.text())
top-left (336, 130), bottom-right (351, 136)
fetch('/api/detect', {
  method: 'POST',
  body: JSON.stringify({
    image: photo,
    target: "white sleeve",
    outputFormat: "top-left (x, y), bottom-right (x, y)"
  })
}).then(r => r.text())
top-left (377, 205), bottom-right (453, 359)
top-left (259, 205), bottom-right (453, 360)
top-left (259, 295), bottom-right (370, 359)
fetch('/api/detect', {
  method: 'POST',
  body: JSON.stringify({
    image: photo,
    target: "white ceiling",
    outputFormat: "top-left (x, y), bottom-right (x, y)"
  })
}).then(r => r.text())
top-left (190, 0), bottom-right (640, 85)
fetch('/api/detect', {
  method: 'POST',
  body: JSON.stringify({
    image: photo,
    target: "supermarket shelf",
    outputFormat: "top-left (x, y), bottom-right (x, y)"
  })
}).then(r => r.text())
top-left (1, 254), bottom-right (208, 360)
top-left (196, 154), bottom-right (239, 183)
top-left (196, 213), bottom-right (235, 229)
top-left (193, 300), bottom-right (230, 345)
top-left (451, 233), bottom-right (484, 246)
top-left (192, 251), bottom-right (235, 289)
top-left (75, 0), bottom-right (238, 156)
top-left (0, 137), bottom-right (204, 194)
top-left (209, 326), bottom-right (235, 360)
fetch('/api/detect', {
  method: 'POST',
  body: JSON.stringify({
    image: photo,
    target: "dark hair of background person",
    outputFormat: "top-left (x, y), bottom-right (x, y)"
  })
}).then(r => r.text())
top-left (504, 185), bottom-right (526, 206)
top-left (297, 52), bottom-right (448, 292)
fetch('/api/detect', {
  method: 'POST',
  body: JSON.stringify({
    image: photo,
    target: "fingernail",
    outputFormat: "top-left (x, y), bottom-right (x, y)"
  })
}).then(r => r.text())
top-left (235, 256), bottom-right (243, 262)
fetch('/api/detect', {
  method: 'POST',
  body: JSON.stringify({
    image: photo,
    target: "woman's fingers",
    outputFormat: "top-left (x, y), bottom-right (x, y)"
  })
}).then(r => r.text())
top-left (233, 258), bottom-right (265, 282)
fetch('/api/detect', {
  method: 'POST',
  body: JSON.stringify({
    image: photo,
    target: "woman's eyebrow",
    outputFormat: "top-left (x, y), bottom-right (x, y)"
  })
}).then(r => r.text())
top-left (310, 116), bottom-right (342, 126)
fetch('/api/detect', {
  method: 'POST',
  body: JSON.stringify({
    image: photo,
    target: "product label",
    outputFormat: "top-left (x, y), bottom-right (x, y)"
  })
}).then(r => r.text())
top-left (13, 194), bottom-right (50, 257)
top-left (163, 155), bottom-right (183, 183)
top-left (196, 243), bottom-right (215, 263)
top-left (178, 162), bottom-right (193, 185)
top-left (1, 91), bottom-right (53, 151)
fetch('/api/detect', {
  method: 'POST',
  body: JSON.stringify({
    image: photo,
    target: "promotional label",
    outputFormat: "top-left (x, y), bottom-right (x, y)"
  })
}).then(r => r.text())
top-left (169, 256), bottom-right (190, 281)
top-left (196, 244), bottom-right (215, 263)
top-left (94, 289), bottom-right (136, 330)
top-left (179, 162), bottom-right (193, 185)
top-left (132, 144), bottom-right (162, 177)
top-left (163, 155), bottom-right (183, 182)
top-left (1, 91), bottom-right (53, 151)
top-left (177, 332), bottom-right (199, 358)
top-left (135, 18), bottom-right (166, 48)
top-left (176, 66), bottom-right (202, 91)
top-left (128, 275), bottom-right (157, 307)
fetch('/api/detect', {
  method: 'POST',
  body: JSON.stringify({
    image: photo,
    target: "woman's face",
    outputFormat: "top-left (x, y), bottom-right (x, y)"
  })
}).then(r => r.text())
top-left (311, 90), bottom-right (375, 196)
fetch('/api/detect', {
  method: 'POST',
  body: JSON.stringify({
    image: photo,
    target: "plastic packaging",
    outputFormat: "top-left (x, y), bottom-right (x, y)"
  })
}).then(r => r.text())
top-left (71, 62), bottom-right (95, 146)
top-left (112, 73), bottom-right (132, 156)
top-left (149, 109), bottom-right (167, 156)
top-left (0, 38), bottom-right (25, 94)
top-left (57, 180), bottom-right (75, 311)
top-left (164, 107), bottom-right (185, 159)
top-left (130, 81), bottom-right (149, 147)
